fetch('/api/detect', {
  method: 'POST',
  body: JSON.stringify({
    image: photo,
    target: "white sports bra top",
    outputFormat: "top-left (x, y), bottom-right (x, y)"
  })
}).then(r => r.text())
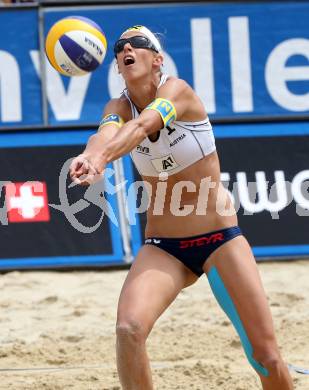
top-left (125, 74), bottom-right (216, 177)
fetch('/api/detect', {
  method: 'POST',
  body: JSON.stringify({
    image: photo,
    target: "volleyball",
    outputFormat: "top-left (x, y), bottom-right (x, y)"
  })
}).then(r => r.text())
top-left (45, 16), bottom-right (107, 77)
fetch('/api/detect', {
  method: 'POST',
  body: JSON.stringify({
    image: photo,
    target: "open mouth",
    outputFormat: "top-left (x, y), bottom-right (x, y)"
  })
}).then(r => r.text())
top-left (124, 56), bottom-right (135, 66)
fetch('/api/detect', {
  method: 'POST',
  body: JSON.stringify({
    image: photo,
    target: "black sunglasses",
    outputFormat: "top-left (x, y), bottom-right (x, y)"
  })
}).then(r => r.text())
top-left (114, 35), bottom-right (159, 57)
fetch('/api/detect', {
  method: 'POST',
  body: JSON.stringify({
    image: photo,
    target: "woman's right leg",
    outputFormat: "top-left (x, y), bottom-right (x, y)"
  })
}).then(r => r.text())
top-left (116, 244), bottom-right (198, 390)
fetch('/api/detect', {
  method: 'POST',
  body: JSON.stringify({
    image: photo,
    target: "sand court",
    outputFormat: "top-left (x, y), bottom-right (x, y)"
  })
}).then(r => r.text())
top-left (0, 261), bottom-right (308, 389)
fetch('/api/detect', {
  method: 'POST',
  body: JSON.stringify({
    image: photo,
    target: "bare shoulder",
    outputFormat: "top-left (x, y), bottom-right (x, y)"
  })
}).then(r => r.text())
top-left (157, 76), bottom-right (193, 98)
top-left (157, 76), bottom-right (206, 120)
top-left (103, 95), bottom-right (132, 122)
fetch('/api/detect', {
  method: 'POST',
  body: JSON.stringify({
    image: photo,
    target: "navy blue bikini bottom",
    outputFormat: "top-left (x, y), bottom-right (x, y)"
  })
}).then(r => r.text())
top-left (144, 226), bottom-right (242, 276)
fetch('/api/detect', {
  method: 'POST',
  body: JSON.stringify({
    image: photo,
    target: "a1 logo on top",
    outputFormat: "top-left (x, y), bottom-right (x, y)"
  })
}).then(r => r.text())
top-left (45, 15), bottom-right (107, 77)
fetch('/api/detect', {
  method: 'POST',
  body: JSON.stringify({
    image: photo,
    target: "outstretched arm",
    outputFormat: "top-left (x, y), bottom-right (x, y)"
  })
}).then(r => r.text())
top-left (69, 98), bottom-right (128, 184)
top-left (69, 99), bottom-right (165, 185)
top-left (99, 78), bottom-right (206, 163)
top-left (70, 79), bottom-right (199, 184)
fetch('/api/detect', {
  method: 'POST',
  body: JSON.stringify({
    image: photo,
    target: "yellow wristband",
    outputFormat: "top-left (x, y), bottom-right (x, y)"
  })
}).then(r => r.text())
top-left (145, 98), bottom-right (177, 127)
top-left (99, 113), bottom-right (124, 128)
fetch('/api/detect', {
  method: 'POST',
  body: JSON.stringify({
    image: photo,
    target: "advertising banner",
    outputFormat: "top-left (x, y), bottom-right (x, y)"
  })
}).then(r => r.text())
top-left (0, 121), bottom-right (308, 269)
top-left (0, 8), bottom-right (42, 127)
top-left (0, 130), bottom-right (124, 269)
top-left (1, 2), bottom-right (308, 128)
top-left (42, 2), bottom-right (309, 124)
top-left (125, 121), bottom-right (309, 259)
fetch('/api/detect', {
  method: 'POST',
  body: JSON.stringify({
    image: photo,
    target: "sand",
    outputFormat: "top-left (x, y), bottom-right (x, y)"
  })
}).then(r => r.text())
top-left (0, 260), bottom-right (308, 390)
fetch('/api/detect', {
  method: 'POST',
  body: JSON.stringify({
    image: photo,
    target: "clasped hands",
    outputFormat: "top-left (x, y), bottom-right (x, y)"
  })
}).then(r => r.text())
top-left (69, 152), bottom-right (107, 186)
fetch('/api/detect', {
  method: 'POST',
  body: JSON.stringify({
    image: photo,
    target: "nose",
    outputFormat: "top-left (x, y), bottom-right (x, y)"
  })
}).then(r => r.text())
top-left (123, 42), bottom-right (133, 52)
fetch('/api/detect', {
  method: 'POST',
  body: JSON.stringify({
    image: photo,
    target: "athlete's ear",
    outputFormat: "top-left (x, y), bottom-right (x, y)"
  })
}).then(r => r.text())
top-left (153, 53), bottom-right (164, 67)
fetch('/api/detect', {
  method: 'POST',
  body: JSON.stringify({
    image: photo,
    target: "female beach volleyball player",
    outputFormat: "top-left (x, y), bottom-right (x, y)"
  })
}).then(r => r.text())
top-left (70, 26), bottom-right (293, 389)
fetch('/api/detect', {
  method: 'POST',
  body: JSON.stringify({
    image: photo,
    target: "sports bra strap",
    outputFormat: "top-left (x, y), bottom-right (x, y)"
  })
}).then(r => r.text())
top-left (157, 73), bottom-right (169, 88)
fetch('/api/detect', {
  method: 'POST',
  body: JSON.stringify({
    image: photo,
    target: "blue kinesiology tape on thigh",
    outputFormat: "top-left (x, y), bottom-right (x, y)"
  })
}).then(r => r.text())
top-left (208, 267), bottom-right (269, 377)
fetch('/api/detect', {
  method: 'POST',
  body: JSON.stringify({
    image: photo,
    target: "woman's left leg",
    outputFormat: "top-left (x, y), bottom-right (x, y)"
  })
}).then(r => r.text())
top-left (203, 235), bottom-right (294, 390)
